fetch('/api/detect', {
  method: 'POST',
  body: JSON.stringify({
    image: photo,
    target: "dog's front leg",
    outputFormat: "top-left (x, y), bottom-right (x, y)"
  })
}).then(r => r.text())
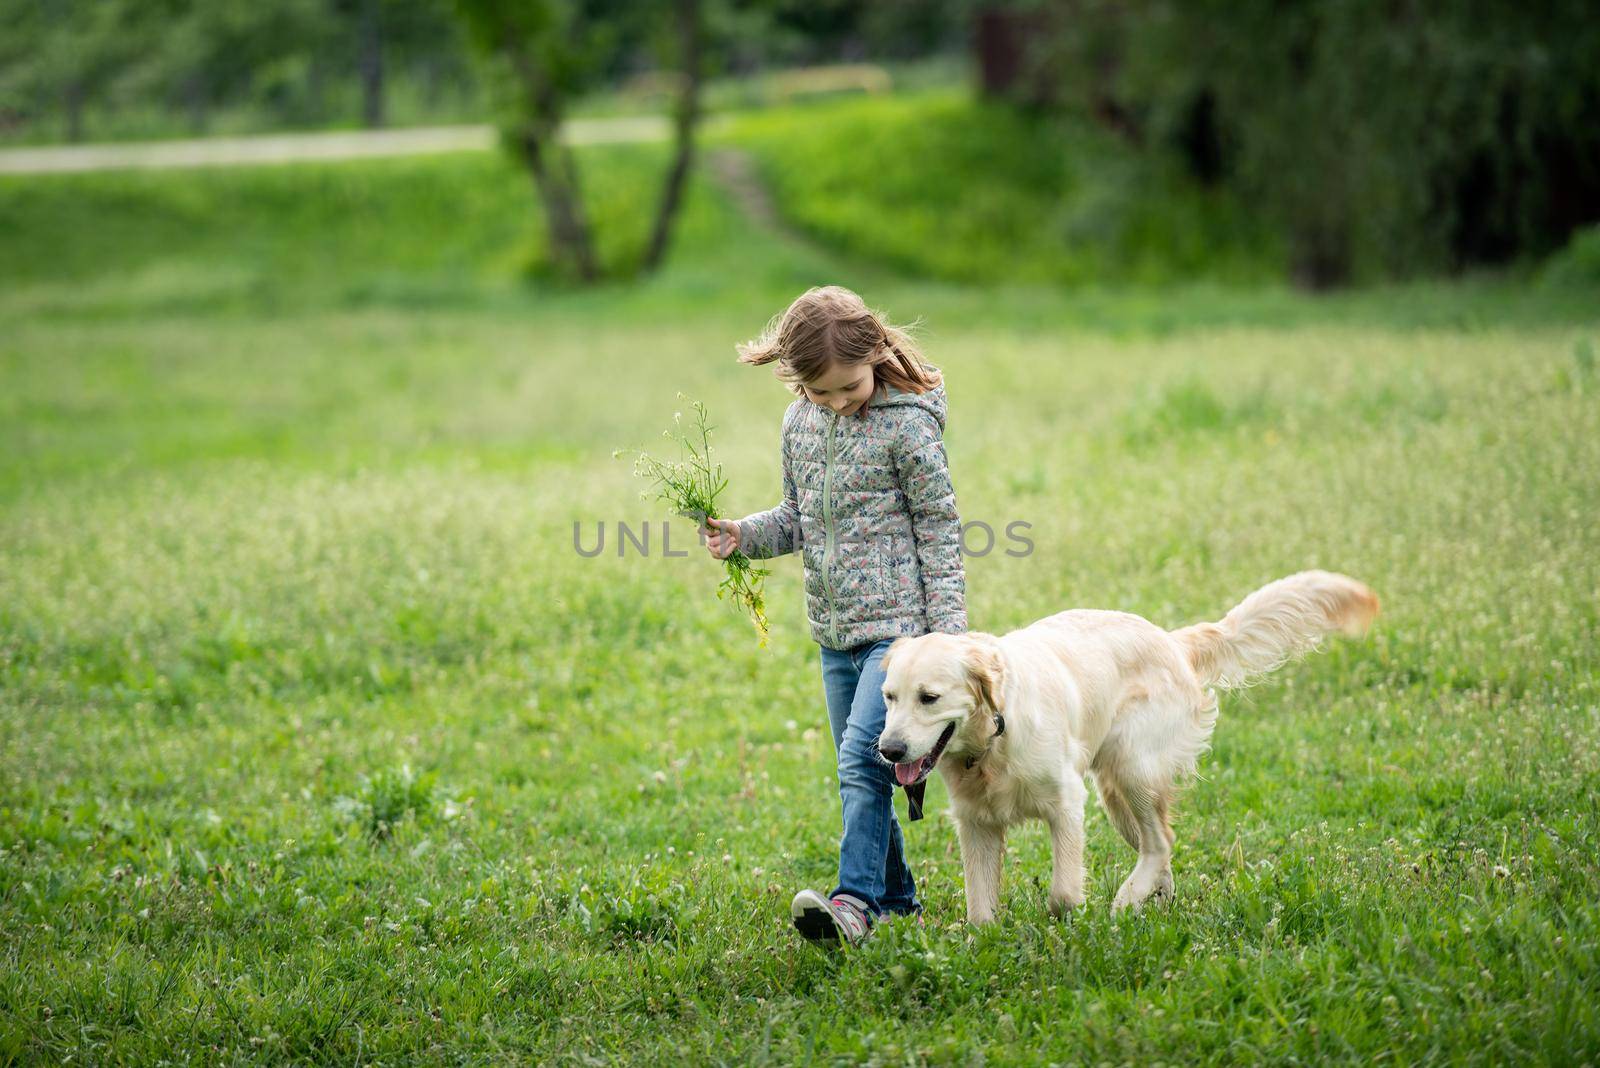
top-left (1046, 776), bottom-right (1088, 917)
top-left (956, 817), bottom-right (1006, 924)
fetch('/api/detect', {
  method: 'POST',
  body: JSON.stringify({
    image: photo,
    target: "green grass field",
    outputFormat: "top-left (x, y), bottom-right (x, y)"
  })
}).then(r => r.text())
top-left (2, 118), bottom-right (1598, 1063)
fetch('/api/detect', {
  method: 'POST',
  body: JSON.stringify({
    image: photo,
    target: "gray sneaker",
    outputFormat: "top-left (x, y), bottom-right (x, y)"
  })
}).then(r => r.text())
top-left (790, 890), bottom-right (871, 945)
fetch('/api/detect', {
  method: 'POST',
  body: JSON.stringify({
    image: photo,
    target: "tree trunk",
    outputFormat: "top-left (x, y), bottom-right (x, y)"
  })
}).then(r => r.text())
top-left (516, 131), bottom-right (599, 282)
top-left (421, 56), bottom-right (442, 111)
top-left (1290, 222), bottom-right (1352, 290)
top-left (359, 0), bottom-right (385, 128)
top-left (642, 0), bottom-right (703, 273)
top-left (307, 55), bottom-right (326, 124)
top-left (506, 43), bottom-right (599, 282)
top-left (184, 73), bottom-right (209, 135)
top-left (63, 80), bottom-right (85, 142)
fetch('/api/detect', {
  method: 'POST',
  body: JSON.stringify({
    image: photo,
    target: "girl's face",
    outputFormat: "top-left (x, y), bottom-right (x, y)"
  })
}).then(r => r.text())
top-left (802, 360), bottom-right (876, 417)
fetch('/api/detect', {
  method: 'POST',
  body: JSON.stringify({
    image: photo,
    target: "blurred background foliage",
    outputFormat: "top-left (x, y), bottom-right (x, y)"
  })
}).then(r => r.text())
top-left (0, 0), bottom-right (971, 141)
top-left (1, 0), bottom-right (1597, 289)
top-left (1003, 0), bottom-right (1600, 285)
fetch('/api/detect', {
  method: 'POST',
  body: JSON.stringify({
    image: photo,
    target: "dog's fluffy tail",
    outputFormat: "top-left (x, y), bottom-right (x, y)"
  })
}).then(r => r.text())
top-left (1174, 570), bottom-right (1379, 689)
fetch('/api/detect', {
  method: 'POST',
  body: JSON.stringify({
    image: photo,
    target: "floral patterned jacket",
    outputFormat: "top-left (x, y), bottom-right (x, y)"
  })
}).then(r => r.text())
top-left (736, 380), bottom-right (967, 651)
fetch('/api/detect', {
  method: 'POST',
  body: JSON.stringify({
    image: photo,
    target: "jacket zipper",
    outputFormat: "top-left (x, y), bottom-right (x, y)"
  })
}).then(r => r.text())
top-left (822, 408), bottom-right (839, 647)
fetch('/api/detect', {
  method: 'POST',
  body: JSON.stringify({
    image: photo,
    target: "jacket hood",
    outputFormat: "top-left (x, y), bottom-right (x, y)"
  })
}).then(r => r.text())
top-left (868, 380), bottom-right (947, 432)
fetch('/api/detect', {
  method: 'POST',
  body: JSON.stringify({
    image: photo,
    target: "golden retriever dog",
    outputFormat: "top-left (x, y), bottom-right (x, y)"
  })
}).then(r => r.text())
top-left (875, 571), bottom-right (1379, 922)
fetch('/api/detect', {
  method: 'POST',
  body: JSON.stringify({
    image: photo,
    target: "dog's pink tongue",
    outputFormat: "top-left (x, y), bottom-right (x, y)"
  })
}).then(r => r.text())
top-left (894, 760), bottom-right (923, 786)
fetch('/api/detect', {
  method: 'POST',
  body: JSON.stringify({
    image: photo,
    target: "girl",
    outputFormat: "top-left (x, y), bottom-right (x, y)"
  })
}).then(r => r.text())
top-left (702, 285), bottom-right (968, 944)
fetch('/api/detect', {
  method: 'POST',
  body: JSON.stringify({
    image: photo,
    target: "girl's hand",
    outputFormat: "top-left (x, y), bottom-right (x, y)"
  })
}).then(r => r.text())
top-left (702, 518), bottom-right (741, 560)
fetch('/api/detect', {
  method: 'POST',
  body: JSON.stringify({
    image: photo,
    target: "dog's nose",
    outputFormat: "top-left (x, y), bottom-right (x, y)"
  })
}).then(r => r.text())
top-left (878, 738), bottom-right (908, 763)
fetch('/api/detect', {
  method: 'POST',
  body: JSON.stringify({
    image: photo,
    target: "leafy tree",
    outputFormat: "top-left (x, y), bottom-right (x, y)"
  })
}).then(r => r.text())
top-left (642, 0), bottom-right (704, 273)
top-left (455, 0), bottom-right (705, 282)
top-left (0, 0), bottom-right (145, 140)
top-left (117, 0), bottom-right (327, 134)
top-left (1, 0), bottom-right (476, 140)
top-left (327, 0), bottom-right (463, 128)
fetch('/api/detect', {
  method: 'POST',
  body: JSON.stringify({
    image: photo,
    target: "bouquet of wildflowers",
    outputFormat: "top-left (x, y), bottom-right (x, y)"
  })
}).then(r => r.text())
top-left (617, 394), bottom-right (770, 647)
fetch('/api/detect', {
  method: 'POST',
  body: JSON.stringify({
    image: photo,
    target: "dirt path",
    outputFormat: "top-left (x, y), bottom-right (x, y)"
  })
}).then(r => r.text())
top-left (0, 117), bottom-right (669, 175)
top-left (705, 146), bottom-right (836, 259)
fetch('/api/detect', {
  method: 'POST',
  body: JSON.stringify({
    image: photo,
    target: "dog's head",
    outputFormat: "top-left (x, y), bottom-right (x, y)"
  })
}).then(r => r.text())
top-left (876, 631), bottom-right (1006, 787)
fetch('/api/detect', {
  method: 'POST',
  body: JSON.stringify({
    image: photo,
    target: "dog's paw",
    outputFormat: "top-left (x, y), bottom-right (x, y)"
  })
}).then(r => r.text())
top-left (1047, 892), bottom-right (1084, 919)
top-left (1111, 868), bottom-right (1173, 913)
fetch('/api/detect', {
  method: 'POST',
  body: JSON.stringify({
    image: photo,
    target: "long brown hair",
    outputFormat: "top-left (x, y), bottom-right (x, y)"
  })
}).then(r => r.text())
top-left (735, 285), bottom-right (943, 399)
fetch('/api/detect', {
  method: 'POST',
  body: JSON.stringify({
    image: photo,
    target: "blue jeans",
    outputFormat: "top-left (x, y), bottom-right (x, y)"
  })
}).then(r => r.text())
top-left (819, 637), bottom-right (920, 918)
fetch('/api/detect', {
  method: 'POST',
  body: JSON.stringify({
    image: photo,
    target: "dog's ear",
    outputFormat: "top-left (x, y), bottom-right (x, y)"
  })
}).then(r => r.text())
top-left (963, 633), bottom-right (1005, 714)
top-left (880, 636), bottom-right (913, 676)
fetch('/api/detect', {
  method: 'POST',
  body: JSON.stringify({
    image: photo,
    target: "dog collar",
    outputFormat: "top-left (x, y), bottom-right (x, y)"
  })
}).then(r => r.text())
top-left (964, 713), bottom-right (1006, 770)
top-left (905, 780), bottom-right (926, 822)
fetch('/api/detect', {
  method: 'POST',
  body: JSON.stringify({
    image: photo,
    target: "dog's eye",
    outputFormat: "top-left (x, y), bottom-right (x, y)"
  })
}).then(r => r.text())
top-left (883, 692), bottom-right (896, 703)
top-left (919, 692), bottom-right (939, 705)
